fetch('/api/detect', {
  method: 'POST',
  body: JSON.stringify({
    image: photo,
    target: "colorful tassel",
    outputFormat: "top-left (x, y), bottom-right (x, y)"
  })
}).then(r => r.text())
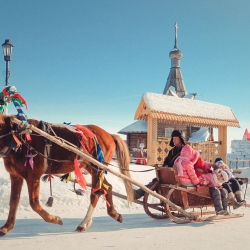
top-left (12, 134), bottom-right (22, 146)
top-left (24, 148), bottom-right (34, 169)
top-left (74, 159), bottom-right (87, 190)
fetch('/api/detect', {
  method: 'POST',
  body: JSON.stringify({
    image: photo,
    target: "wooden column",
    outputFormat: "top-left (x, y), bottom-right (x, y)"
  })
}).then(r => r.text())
top-left (147, 115), bottom-right (158, 165)
top-left (218, 126), bottom-right (227, 161)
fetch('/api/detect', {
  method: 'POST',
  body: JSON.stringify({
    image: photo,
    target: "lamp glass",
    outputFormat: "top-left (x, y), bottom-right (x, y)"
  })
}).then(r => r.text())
top-left (2, 40), bottom-right (13, 60)
top-left (3, 45), bottom-right (12, 57)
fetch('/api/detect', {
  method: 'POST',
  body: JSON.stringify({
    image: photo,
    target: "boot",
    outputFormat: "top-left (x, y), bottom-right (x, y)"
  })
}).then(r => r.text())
top-left (133, 188), bottom-right (145, 200)
top-left (235, 190), bottom-right (246, 204)
top-left (134, 179), bottom-right (157, 200)
top-left (216, 210), bottom-right (228, 215)
top-left (228, 192), bottom-right (244, 210)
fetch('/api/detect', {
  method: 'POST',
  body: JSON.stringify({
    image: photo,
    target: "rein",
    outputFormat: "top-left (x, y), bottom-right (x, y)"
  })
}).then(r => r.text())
top-left (0, 132), bottom-right (11, 139)
top-left (102, 160), bottom-right (155, 173)
top-left (10, 120), bottom-right (154, 174)
top-left (20, 137), bottom-right (154, 173)
top-left (20, 137), bottom-right (80, 163)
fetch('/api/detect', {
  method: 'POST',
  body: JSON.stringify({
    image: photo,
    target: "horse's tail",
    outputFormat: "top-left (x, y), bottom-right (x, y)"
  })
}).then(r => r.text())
top-left (111, 134), bottom-right (134, 205)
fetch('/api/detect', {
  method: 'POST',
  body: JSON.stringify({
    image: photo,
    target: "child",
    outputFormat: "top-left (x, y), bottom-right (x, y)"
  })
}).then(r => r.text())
top-left (199, 168), bottom-right (229, 215)
top-left (213, 157), bottom-right (245, 209)
top-left (194, 156), bottom-right (213, 177)
top-left (174, 144), bottom-right (200, 186)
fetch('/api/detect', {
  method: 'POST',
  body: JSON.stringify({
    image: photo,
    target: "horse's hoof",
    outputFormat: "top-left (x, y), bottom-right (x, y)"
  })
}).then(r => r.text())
top-left (57, 217), bottom-right (63, 225)
top-left (75, 226), bottom-right (86, 232)
top-left (0, 228), bottom-right (7, 237)
top-left (117, 214), bottom-right (123, 223)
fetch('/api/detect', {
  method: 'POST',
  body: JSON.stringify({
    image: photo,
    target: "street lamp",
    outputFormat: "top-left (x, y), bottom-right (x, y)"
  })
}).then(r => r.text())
top-left (2, 39), bottom-right (13, 86)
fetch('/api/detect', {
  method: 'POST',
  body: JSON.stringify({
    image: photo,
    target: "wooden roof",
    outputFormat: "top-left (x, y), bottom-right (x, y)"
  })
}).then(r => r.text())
top-left (134, 93), bottom-right (240, 128)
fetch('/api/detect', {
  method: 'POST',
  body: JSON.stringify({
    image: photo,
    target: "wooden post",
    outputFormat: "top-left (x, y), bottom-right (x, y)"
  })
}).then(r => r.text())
top-left (218, 126), bottom-right (227, 161)
top-left (229, 160), bottom-right (232, 170)
top-left (147, 115), bottom-right (157, 165)
top-left (236, 158), bottom-right (238, 169)
top-left (11, 117), bottom-right (196, 221)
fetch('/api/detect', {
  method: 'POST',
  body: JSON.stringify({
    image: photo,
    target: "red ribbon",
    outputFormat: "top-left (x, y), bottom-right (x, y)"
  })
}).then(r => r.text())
top-left (74, 159), bottom-right (87, 190)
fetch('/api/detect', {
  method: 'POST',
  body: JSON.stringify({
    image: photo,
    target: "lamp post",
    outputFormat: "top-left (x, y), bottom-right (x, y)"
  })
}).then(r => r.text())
top-left (2, 39), bottom-right (13, 86)
top-left (2, 39), bottom-right (13, 114)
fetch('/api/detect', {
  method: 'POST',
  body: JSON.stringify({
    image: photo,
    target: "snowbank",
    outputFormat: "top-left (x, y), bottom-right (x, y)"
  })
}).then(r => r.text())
top-left (0, 159), bottom-right (155, 220)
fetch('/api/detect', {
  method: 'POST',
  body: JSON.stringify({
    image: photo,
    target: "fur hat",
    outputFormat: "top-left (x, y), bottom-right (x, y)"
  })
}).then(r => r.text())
top-left (214, 157), bottom-right (223, 163)
top-left (213, 170), bottom-right (229, 185)
top-left (170, 130), bottom-right (185, 147)
top-left (214, 160), bottom-right (225, 168)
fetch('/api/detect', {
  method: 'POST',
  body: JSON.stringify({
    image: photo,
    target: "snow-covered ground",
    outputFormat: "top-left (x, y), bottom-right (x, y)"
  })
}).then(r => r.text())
top-left (1, 159), bottom-right (250, 249)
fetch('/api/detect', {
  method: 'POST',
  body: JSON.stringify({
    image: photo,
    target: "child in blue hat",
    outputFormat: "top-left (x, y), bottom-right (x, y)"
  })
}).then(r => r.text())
top-left (214, 157), bottom-right (245, 209)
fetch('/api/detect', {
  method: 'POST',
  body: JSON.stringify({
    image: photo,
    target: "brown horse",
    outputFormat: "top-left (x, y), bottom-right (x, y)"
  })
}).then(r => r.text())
top-left (0, 114), bottom-right (134, 236)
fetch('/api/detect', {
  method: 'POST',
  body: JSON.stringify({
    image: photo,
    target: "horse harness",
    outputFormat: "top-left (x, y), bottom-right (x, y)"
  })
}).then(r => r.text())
top-left (1, 119), bottom-right (154, 176)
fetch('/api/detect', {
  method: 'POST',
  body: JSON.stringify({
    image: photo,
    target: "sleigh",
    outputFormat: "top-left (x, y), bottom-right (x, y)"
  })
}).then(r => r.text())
top-left (142, 165), bottom-right (248, 223)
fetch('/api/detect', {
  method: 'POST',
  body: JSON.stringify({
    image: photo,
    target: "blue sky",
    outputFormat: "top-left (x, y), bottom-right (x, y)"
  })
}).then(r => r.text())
top-left (1, 1), bottom-right (250, 150)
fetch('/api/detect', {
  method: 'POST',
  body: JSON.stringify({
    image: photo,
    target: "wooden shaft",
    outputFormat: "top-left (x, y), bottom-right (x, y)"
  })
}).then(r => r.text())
top-left (12, 117), bottom-right (196, 220)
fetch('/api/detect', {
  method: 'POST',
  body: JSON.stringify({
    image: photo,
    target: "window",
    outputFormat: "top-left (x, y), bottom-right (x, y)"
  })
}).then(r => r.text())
top-left (165, 128), bottom-right (174, 138)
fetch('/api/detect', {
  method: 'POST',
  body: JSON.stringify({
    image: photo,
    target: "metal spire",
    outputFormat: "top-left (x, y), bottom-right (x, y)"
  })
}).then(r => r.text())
top-left (174, 22), bottom-right (178, 48)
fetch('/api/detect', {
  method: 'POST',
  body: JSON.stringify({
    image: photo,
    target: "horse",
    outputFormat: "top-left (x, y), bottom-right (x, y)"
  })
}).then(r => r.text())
top-left (0, 114), bottom-right (134, 236)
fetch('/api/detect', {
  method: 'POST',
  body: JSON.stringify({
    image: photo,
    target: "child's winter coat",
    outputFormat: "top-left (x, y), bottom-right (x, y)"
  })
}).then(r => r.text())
top-left (174, 145), bottom-right (200, 185)
top-left (194, 157), bottom-right (213, 177)
top-left (198, 169), bottom-right (229, 188)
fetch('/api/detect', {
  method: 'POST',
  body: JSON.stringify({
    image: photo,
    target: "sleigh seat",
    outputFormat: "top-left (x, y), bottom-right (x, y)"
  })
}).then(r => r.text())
top-left (155, 166), bottom-right (213, 209)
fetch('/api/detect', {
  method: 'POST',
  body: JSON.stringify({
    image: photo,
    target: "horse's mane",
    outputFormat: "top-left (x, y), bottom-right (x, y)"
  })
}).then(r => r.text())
top-left (0, 114), bottom-right (7, 127)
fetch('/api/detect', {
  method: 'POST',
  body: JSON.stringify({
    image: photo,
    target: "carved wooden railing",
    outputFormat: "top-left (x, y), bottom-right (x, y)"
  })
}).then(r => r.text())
top-left (155, 138), bottom-right (222, 164)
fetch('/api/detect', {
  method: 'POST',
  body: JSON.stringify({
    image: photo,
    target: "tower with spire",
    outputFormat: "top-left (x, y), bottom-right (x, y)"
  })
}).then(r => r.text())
top-left (163, 22), bottom-right (187, 97)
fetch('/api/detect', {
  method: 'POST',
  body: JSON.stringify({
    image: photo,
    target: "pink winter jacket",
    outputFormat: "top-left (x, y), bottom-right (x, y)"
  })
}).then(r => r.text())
top-left (174, 145), bottom-right (200, 185)
top-left (198, 169), bottom-right (223, 189)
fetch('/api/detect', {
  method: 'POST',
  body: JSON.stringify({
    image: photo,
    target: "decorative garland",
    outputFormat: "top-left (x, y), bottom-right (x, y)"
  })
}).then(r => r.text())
top-left (0, 86), bottom-right (28, 123)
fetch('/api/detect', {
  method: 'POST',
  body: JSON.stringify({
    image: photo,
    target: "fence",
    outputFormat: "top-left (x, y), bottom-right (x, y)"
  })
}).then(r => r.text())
top-left (227, 158), bottom-right (250, 170)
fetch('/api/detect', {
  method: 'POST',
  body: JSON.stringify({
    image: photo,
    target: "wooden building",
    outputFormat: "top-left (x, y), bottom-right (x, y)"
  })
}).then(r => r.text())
top-left (118, 120), bottom-right (148, 159)
top-left (134, 93), bottom-right (240, 165)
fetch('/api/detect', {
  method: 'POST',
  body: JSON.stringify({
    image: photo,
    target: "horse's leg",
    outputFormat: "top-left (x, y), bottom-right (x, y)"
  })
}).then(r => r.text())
top-left (75, 167), bottom-right (116, 232)
top-left (26, 178), bottom-right (63, 225)
top-left (75, 176), bottom-right (122, 233)
top-left (105, 181), bottom-right (123, 222)
top-left (0, 174), bottom-right (23, 236)
top-left (75, 193), bottom-right (99, 232)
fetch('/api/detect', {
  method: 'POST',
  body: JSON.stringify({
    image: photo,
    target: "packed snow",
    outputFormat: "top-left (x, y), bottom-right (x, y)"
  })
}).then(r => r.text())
top-left (143, 92), bottom-right (238, 121)
top-left (1, 159), bottom-right (250, 249)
